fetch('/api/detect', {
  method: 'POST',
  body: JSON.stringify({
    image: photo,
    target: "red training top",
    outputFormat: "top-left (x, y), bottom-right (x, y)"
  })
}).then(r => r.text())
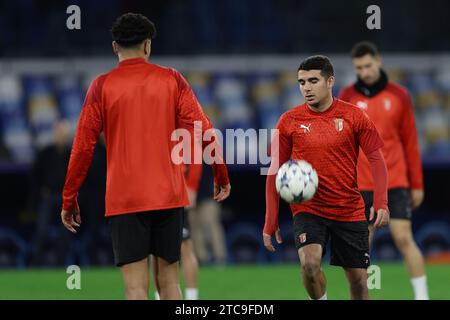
top-left (339, 82), bottom-right (423, 191)
top-left (264, 98), bottom-right (388, 235)
top-left (63, 58), bottom-right (229, 217)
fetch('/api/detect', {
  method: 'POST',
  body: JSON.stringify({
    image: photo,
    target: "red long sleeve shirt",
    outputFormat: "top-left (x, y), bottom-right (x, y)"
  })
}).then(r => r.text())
top-left (339, 81), bottom-right (423, 191)
top-left (62, 58), bottom-right (229, 216)
top-left (264, 98), bottom-right (388, 235)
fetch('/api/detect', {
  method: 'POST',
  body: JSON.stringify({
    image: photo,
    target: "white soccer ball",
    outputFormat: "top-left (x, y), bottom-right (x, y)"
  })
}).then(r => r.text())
top-left (275, 160), bottom-right (319, 204)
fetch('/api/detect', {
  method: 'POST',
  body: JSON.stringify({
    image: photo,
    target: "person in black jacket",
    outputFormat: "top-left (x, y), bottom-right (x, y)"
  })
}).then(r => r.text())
top-left (30, 120), bottom-right (72, 266)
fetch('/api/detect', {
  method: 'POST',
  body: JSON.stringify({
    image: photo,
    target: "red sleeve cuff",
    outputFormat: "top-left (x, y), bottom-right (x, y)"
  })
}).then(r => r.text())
top-left (409, 181), bottom-right (424, 190)
top-left (212, 163), bottom-right (230, 186)
top-left (365, 148), bottom-right (388, 211)
top-left (62, 196), bottom-right (79, 211)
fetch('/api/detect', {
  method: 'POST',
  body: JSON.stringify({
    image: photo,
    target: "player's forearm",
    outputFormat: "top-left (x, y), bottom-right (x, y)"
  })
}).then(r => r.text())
top-left (406, 152), bottom-right (424, 189)
top-left (211, 162), bottom-right (229, 186)
top-left (62, 151), bottom-right (94, 210)
top-left (182, 106), bottom-right (229, 186)
top-left (401, 97), bottom-right (424, 189)
top-left (263, 126), bottom-right (291, 235)
top-left (62, 126), bottom-right (100, 210)
top-left (201, 130), bottom-right (230, 186)
top-left (264, 173), bottom-right (280, 235)
top-left (366, 148), bottom-right (388, 211)
top-left (403, 138), bottom-right (424, 189)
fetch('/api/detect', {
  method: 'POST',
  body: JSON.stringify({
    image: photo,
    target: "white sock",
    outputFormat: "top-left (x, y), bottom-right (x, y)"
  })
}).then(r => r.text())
top-left (185, 288), bottom-right (198, 300)
top-left (411, 275), bottom-right (429, 300)
top-left (154, 291), bottom-right (160, 300)
top-left (309, 292), bottom-right (327, 300)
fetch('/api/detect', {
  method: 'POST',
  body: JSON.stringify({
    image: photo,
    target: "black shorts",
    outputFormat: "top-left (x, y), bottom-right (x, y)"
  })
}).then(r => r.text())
top-left (361, 188), bottom-right (412, 223)
top-left (293, 212), bottom-right (370, 269)
top-left (182, 209), bottom-right (191, 241)
top-left (108, 207), bottom-right (184, 267)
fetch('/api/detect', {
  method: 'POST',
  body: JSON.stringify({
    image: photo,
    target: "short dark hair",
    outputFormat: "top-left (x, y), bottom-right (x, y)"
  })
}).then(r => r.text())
top-left (351, 41), bottom-right (380, 58)
top-left (298, 55), bottom-right (334, 79)
top-left (111, 13), bottom-right (156, 48)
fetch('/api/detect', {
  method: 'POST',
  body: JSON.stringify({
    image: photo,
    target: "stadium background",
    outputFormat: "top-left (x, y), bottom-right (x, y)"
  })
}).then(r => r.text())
top-left (0, 0), bottom-right (449, 299)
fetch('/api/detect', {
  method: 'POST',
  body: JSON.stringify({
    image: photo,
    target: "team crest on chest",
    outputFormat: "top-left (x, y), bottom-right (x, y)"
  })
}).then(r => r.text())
top-left (334, 118), bottom-right (344, 132)
top-left (384, 99), bottom-right (391, 110)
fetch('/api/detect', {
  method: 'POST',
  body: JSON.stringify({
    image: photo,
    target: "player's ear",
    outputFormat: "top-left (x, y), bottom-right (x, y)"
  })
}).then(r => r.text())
top-left (376, 55), bottom-right (383, 67)
top-left (327, 75), bottom-right (335, 88)
top-left (144, 39), bottom-right (151, 56)
top-left (112, 41), bottom-right (120, 56)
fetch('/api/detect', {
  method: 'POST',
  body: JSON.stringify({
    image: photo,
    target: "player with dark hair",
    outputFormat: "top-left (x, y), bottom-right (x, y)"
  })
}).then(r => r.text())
top-left (263, 55), bottom-right (389, 300)
top-left (110, 12), bottom-right (157, 46)
top-left (60, 13), bottom-right (230, 300)
top-left (340, 41), bottom-right (428, 300)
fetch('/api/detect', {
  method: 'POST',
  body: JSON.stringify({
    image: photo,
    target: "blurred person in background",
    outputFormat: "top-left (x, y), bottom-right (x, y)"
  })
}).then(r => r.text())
top-left (190, 163), bottom-right (228, 266)
top-left (77, 134), bottom-right (107, 264)
top-left (29, 120), bottom-right (72, 266)
top-left (185, 74), bottom-right (228, 267)
top-left (339, 41), bottom-right (429, 300)
top-left (154, 162), bottom-right (202, 300)
top-left (0, 138), bottom-right (11, 162)
top-left (0, 121), bottom-right (11, 162)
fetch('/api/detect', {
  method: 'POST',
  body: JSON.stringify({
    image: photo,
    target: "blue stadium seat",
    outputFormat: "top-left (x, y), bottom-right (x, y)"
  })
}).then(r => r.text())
top-left (214, 73), bottom-right (255, 129)
top-left (251, 72), bottom-right (282, 130)
top-left (55, 75), bottom-right (83, 136)
top-left (23, 76), bottom-right (59, 149)
top-left (0, 75), bottom-right (33, 164)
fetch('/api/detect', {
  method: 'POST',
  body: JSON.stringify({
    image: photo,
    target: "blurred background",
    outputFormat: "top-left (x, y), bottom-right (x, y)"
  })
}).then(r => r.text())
top-left (0, 0), bottom-right (449, 299)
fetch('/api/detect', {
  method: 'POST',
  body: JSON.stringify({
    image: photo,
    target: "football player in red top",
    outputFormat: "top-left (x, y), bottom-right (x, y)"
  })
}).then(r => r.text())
top-left (263, 56), bottom-right (389, 300)
top-left (340, 41), bottom-right (428, 300)
top-left (60, 13), bottom-right (230, 300)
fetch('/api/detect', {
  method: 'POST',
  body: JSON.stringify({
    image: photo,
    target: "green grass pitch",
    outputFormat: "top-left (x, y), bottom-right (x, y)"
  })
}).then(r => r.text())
top-left (0, 263), bottom-right (448, 300)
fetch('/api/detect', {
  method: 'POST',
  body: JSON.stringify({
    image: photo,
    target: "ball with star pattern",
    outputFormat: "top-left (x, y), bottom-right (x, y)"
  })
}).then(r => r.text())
top-left (275, 160), bottom-right (319, 204)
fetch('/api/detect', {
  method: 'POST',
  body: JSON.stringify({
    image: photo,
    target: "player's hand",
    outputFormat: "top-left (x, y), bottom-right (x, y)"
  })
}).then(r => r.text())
top-left (263, 229), bottom-right (283, 253)
top-left (370, 207), bottom-right (389, 229)
top-left (410, 189), bottom-right (424, 210)
top-left (214, 183), bottom-right (231, 202)
top-left (186, 187), bottom-right (197, 209)
top-left (61, 207), bottom-right (81, 234)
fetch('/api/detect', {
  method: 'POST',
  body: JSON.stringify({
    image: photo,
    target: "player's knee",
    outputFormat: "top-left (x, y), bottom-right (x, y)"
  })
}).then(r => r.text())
top-left (157, 273), bottom-right (180, 299)
top-left (349, 278), bottom-right (367, 293)
top-left (301, 257), bottom-right (321, 278)
top-left (348, 273), bottom-right (367, 291)
top-left (181, 254), bottom-right (197, 270)
top-left (394, 235), bottom-right (413, 251)
top-left (157, 267), bottom-right (179, 287)
top-left (124, 286), bottom-right (148, 300)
